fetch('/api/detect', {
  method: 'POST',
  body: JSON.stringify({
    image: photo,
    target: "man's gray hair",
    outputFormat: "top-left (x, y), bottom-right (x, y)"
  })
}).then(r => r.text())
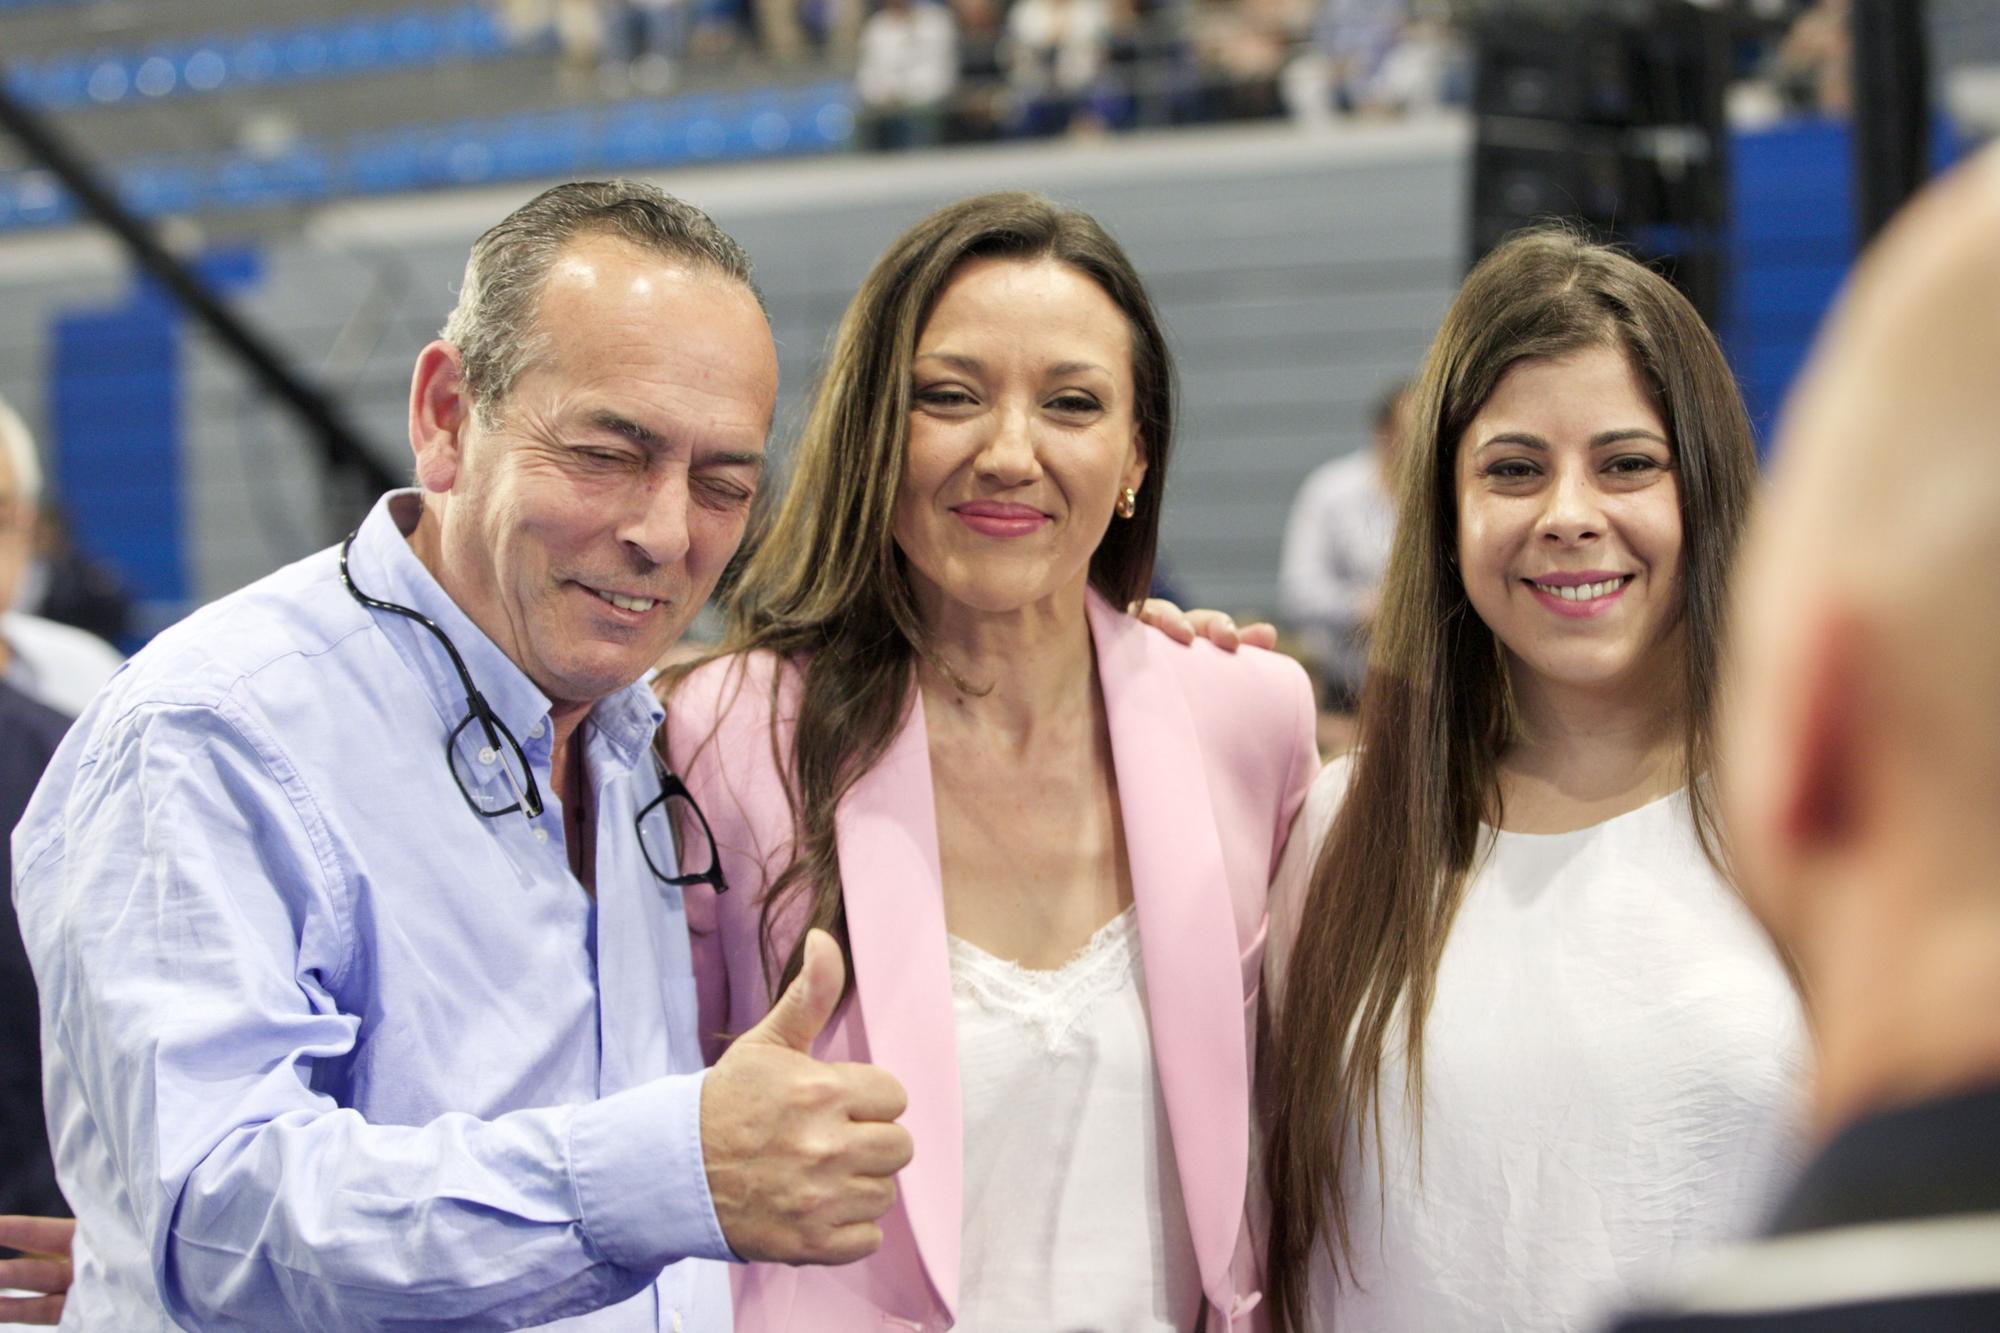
top-left (440, 179), bottom-right (758, 423)
top-left (0, 392), bottom-right (43, 508)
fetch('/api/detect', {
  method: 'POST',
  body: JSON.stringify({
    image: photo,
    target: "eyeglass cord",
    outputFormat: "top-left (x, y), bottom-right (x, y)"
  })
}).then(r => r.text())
top-left (337, 531), bottom-right (545, 821)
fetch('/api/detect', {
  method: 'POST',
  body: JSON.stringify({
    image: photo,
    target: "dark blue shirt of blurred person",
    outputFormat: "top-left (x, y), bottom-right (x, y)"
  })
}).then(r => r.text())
top-left (2, 678), bottom-right (71, 1219)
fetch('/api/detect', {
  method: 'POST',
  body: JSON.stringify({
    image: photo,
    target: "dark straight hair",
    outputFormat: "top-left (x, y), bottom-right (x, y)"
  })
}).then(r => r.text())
top-left (666, 191), bottom-right (1176, 997)
top-left (1262, 226), bottom-right (1759, 1329)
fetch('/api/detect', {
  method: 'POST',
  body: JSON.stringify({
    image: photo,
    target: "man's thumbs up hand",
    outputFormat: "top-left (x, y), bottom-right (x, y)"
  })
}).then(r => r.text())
top-left (701, 929), bottom-right (914, 1264)
top-left (736, 927), bottom-right (846, 1054)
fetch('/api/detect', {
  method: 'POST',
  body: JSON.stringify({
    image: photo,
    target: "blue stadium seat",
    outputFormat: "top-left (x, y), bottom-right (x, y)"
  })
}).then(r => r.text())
top-left (116, 159), bottom-right (203, 217)
top-left (0, 172), bottom-right (78, 230)
top-left (227, 33), bottom-right (284, 88)
top-left (385, 11), bottom-right (446, 67)
top-left (278, 26), bottom-right (336, 81)
top-left (352, 128), bottom-right (434, 194)
top-left (602, 102), bottom-right (691, 168)
top-left (215, 146), bottom-right (333, 208)
top-left (84, 53), bottom-right (137, 105)
top-left (181, 47), bottom-right (229, 93)
top-left (329, 17), bottom-right (393, 76)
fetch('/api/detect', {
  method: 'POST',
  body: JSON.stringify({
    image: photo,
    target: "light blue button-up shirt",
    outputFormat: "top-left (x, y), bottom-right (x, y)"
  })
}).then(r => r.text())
top-left (11, 492), bottom-right (734, 1333)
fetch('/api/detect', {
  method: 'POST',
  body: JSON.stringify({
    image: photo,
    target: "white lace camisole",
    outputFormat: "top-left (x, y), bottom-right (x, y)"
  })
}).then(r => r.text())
top-left (949, 906), bottom-right (1204, 1332)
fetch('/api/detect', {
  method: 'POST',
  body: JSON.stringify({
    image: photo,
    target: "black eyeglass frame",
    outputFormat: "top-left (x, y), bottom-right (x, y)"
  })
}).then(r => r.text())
top-left (635, 755), bottom-right (729, 894)
top-left (338, 531), bottom-right (546, 822)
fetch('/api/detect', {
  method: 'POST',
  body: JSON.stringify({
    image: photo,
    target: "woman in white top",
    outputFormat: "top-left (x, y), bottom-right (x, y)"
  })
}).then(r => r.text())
top-left (662, 192), bottom-right (1316, 1333)
top-left (1262, 228), bottom-right (1809, 1332)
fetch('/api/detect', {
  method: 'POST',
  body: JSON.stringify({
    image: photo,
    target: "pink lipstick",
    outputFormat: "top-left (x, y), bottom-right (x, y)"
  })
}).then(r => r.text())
top-left (953, 501), bottom-right (1049, 538)
top-left (1522, 571), bottom-right (1633, 619)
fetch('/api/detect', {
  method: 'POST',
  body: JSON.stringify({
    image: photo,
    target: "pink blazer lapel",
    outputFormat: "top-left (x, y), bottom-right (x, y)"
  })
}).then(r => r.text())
top-left (832, 683), bottom-right (963, 1318)
top-left (1088, 593), bottom-right (1251, 1316)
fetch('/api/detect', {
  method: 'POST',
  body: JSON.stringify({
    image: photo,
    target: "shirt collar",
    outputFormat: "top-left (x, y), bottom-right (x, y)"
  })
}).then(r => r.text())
top-left (344, 491), bottom-right (663, 773)
top-left (1772, 1079), bottom-right (2000, 1236)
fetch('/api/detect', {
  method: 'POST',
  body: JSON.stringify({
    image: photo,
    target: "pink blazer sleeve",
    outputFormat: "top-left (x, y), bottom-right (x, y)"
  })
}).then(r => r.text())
top-left (659, 652), bottom-right (802, 1066)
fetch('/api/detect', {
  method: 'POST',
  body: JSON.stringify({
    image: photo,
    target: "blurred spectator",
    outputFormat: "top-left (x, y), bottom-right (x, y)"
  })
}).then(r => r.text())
top-left (495, 0), bottom-right (561, 44)
top-left (1314, 0), bottom-right (1403, 108)
top-left (552, 0), bottom-right (607, 93)
top-left (946, 0), bottom-right (1011, 140)
top-left (1, 677), bottom-right (72, 1220)
top-left (0, 398), bottom-right (123, 720)
top-left (1358, 15), bottom-right (1458, 112)
top-left (607, 0), bottom-right (689, 93)
top-left (1282, 0), bottom-right (1459, 122)
top-left (1005, 0), bottom-right (1114, 134)
top-left (1279, 379), bottom-right (1408, 709)
top-left (1, 396), bottom-right (83, 1221)
top-left (18, 506), bottom-right (133, 649)
top-left (1192, 0), bottom-right (1307, 121)
top-left (756, 0), bottom-right (809, 62)
top-left (857, 0), bottom-right (959, 149)
top-left (1772, 0), bottom-right (1851, 117)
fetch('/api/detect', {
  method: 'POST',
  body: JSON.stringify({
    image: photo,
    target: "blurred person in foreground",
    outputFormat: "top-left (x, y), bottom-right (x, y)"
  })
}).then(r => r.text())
top-left (1278, 379), bottom-right (1408, 711)
top-left (0, 399), bottom-right (123, 719)
top-left (0, 678), bottom-right (69, 1224)
top-left (1610, 142), bottom-right (2000, 1333)
top-left (5, 181), bottom-right (912, 1332)
top-left (1263, 229), bottom-right (1807, 1332)
top-left (662, 192), bottom-right (1318, 1332)
top-left (1, 400), bottom-right (79, 1231)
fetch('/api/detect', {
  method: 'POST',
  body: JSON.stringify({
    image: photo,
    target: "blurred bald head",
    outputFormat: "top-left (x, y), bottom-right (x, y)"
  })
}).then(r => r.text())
top-left (1724, 143), bottom-right (2000, 1132)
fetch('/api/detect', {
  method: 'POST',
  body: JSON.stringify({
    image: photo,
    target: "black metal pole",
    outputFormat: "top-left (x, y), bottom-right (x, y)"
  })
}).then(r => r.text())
top-left (0, 84), bottom-right (399, 496)
top-left (1851, 0), bottom-right (1930, 244)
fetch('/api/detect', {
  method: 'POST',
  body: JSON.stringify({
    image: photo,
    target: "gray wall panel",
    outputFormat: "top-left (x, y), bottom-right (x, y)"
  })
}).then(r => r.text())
top-left (0, 119), bottom-right (1469, 622)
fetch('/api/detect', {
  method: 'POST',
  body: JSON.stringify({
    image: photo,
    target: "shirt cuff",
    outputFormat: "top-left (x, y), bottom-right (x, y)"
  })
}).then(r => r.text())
top-left (568, 1071), bottom-right (738, 1270)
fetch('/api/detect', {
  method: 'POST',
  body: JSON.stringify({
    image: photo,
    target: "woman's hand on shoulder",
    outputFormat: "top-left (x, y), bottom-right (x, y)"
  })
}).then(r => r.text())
top-left (1133, 598), bottom-right (1277, 651)
top-left (0, 1214), bottom-right (74, 1325)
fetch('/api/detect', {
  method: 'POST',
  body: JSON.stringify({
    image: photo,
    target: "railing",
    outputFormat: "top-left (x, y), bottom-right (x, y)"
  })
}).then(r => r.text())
top-left (2, 3), bottom-right (530, 109)
top-left (0, 81), bottom-right (855, 230)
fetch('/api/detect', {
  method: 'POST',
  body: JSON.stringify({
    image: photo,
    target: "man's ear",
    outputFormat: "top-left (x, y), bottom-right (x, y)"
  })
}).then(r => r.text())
top-left (1774, 608), bottom-right (1870, 864)
top-left (409, 340), bottom-right (473, 494)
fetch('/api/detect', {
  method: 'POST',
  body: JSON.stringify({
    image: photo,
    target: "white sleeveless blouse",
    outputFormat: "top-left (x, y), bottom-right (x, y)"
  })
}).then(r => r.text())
top-left (1271, 757), bottom-right (1811, 1332)
top-left (949, 907), bottom-right (1203, 1332)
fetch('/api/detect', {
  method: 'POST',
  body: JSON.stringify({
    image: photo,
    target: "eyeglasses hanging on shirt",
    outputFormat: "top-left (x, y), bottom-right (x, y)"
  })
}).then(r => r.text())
top-left (635, 754), bottom-right (728, 894)
top-left (338, 530), bottom-right (727, 894)
top-left (339, 531), bottom-right (544, 820)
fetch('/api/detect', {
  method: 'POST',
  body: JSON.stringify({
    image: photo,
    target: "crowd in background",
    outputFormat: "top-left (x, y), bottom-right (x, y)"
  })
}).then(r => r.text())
top-left (484, 0), bottom-right (1890, 157)
top-left (497, 0), bottom-right (1466, 145)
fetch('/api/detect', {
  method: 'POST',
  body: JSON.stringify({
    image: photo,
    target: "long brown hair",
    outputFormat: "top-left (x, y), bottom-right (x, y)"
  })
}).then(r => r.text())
top-left (666, 191), bottom-right (1176, 997)
top-left (1262, 227), bottom-right (1758, 1328)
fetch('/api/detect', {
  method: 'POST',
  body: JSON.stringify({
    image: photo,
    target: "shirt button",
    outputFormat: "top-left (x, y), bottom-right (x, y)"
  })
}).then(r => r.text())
top-left (528, 719), bottom-right (546, 740)
top-left (670, 1313), bottom-right (684, 1333)
top-left (476, 746), bottom-right (498, 765)
top-left (532, 827), bottom-right (549, 844)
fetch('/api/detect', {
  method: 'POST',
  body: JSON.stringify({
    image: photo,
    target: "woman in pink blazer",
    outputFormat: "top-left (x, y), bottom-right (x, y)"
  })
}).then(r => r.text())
top-left (662, 193), bottom-right (1316, 1332)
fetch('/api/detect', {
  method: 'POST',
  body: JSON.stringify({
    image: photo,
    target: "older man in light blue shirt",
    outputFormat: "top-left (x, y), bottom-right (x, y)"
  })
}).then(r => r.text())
top-left (9, 181), bottom-right (911, 1332)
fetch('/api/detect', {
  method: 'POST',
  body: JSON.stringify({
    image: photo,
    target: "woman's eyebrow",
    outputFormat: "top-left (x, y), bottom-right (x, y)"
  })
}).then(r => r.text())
top-left (914, 351), bottom-right (982, 373)
top-left (1591, 428), bottom-right (1670, 447)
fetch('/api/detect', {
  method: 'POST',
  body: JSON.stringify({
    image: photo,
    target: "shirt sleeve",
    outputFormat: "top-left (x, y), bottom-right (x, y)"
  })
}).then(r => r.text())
top-left (1278, 465), bottom-right (1373, 638)
top-left (24, 699), bottom-right (731, 1333)
top-left (1262, 755), bottom-right (1350, 1023)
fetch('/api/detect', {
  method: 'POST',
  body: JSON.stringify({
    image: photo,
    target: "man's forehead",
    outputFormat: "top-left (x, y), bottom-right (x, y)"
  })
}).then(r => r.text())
top-left (538, 234), bottom-right (755, 312)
